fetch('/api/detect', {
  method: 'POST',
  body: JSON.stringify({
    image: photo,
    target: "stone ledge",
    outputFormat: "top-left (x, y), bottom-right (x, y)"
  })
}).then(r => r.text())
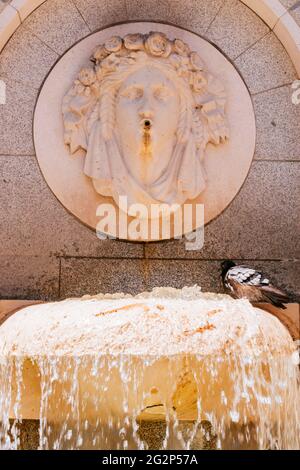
top-left (11, 0), bottom-right (45, 21)
top-left (0, 0), bottom-right (46, 51)
top-left (0, 4), bottom-right (19, 51)
top-left (241, 0), bottom-right (287, 29)
top-left (0, 299), bottom-right (42, 325)
top-left (255, 303), bottom-right (299, 340)
top-left (241, 0), bottom-right (300, 74)
top-left (274, 10), bottom-right (300, 74)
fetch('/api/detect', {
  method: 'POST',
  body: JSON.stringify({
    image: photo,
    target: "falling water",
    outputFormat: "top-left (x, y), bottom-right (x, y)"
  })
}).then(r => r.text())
top-left (0, 352), bottom-right (299, 450)
top-left (0, 287), bottom-right (299, 450)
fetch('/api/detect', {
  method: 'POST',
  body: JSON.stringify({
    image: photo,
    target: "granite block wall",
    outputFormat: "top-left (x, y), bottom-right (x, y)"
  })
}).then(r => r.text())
top-left (0, 0), bottom-right (299, 300)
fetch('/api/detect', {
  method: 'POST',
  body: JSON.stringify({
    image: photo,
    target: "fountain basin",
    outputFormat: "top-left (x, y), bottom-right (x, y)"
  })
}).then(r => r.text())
top-left (0, 287), bottom-right (299, 449)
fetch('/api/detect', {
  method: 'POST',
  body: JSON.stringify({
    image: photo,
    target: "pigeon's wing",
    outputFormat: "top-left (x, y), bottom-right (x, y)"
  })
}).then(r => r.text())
top-left (225, 266), bottom-right (290, 307)
top-left (225, 266), bottom-right (270, 289)
top-left (259, 285), bottom-right (291, 308)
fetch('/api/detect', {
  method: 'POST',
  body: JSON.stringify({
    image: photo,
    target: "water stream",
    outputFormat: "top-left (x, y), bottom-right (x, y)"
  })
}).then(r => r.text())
top-left (0, 287), bottom-right (299, 450)
top-left (0, 351), bottom-right (299, 450)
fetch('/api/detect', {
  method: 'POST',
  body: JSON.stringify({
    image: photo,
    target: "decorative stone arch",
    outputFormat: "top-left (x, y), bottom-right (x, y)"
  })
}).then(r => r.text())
top-left (0, 0), bottom-right (300, 75)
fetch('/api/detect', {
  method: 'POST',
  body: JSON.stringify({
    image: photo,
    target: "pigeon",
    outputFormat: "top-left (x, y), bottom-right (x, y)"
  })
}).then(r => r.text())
top-left (221, 260), bottom-right (291, 309)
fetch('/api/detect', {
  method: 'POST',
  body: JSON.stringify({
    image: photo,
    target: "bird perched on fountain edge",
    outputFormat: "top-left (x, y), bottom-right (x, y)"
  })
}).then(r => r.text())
top-left (221, 260), bottom-right (291, 309)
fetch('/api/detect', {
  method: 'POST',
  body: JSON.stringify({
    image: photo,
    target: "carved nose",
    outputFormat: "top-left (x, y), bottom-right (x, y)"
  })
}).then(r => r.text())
top-left (139, 110), bottom-right (153, 120)
top-left (139, 95), bottom-right (154, 121)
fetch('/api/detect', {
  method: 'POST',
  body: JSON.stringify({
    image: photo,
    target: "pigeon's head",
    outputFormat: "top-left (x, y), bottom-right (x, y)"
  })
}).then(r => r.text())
top-left (221, 260), bottom-right (236, 276)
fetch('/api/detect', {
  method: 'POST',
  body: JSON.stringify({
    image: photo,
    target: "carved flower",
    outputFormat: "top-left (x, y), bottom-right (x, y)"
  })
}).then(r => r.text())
top-left (190, 51), bottom-right (204, 71)
top-left (169, 53), bottom-right (182, 69)
top-left (78, 67), bottom-right (97, 86)
top-left (75, 83), bottom-right (93, 97)
top-left (104, 36), bottom-right (123, 53)
top-left (101, 53), bottom-right (120, 72)
top-left (192, 71), bottom-right (208, 93)
top-left (92, 45), bottom-right (109, 63)
top-left (95, 65), bottom-right (104, 81)
top-left (173, 56), bottom-right (190, 77)
top-left (127, 50), bottom-right (148, 63)
top-left (173, 39), bottom-right (190, 56)
top-left (124, 33), bottom-right (144, 51)
top-left (73, 81), bottom-right (85, 95)
top-left (69, 95), bottom-right (91, 115)
top-left (145, 32), bottom-right (172, 58)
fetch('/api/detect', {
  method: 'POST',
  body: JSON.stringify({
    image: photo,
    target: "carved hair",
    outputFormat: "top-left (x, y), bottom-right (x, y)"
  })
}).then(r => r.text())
top-left (95, 57), bottom-right (193, 144)
top-left (63, 32), bottom-right (229, 155)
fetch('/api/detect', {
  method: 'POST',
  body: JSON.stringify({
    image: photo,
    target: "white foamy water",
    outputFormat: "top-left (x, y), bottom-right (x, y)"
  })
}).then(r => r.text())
top-left (0, 287), bottom-right (299, 449)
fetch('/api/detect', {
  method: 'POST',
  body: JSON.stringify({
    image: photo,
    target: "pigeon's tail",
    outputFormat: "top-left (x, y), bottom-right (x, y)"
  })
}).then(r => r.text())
top-left (261, 286), bottom-right (291, 310)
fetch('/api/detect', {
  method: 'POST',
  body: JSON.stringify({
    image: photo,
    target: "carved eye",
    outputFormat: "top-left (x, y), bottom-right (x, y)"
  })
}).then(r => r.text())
top-left (121, 87), bottom-right (143, 101)
top-left (154, 86), bottom-right (172, 101)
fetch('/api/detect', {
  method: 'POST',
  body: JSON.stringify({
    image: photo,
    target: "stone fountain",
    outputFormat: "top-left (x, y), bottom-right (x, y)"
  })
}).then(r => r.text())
top-left (0, 26), bottom-right (298, 450)
top-left (0, 287), bottom-right (299, 450)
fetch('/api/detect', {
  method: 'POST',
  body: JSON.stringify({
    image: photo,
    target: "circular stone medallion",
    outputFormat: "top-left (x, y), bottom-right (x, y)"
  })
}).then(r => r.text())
top-left (34, 22), bottom-right (256, 241)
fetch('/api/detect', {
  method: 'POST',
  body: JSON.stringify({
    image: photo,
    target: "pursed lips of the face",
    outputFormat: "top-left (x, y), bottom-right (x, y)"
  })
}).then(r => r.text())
top-left (141, 118), bottom-right (152, 131)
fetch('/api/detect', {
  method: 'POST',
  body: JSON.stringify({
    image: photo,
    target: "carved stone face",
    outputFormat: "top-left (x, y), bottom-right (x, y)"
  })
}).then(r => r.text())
top-left (62, 32), bottom-right (229, 215)
top-left (115, 65), bottom-right (180, 187)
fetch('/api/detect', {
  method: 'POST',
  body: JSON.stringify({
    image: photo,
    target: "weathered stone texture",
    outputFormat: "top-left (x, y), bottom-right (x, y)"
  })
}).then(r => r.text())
top-left (0, 0), bottom-right (299, 301)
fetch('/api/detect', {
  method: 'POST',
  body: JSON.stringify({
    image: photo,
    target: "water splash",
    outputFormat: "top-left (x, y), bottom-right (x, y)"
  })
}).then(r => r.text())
top-left (0, 352), bottom-right (299, 450)
top-left (0, 287), bottom-right (299, 449)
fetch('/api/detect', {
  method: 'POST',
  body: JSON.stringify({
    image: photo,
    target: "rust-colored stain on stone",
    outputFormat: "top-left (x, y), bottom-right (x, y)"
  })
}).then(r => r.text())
top-left (207, 308), bottom-right (222, 316)
top-left (96, 303), bottom-right (150, 317)
top-left (183, 322), bottom-right (216, 336)
top-left (146, 313), bottom-right (161, 319)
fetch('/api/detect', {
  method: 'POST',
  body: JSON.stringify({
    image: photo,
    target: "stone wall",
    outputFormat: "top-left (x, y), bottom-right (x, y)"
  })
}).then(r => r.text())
top-left (0, 0), bottom-right (299, 300)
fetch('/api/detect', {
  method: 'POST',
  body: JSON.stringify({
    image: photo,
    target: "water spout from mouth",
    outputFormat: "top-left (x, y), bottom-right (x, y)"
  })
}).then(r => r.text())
top-left (141, 119), bottom-right (152, 161)
top-left (0, 287), bottom-right (299, 450)
top-left (143, 119), bottom-right (152, 131)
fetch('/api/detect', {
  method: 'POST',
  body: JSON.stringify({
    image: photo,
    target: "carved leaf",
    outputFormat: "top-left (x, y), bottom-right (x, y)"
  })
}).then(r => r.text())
top-left (69, 95), bottom-right (91, 116)
top-left (63, 77), bottom-right (98, 154)
top-left (198, 73), bottom-right (229, 145)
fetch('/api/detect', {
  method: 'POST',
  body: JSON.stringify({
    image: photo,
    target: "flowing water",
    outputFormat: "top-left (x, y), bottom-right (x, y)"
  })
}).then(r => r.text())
top-left (0, 351), bottom-right (299, 450)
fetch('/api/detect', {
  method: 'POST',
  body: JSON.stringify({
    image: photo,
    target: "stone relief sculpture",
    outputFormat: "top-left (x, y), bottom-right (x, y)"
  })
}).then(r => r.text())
top-left (63, 32), bottom-right (229, 215)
